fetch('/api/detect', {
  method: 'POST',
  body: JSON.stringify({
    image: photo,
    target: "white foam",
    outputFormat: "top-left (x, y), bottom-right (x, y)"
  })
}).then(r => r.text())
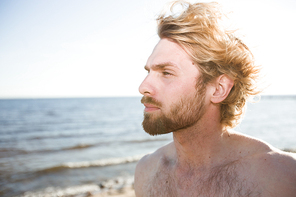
top-left (21, 184), bottom-right (100, 197)
top-left (62, 154), bottom-right (144, 168)
top-left (19, 176), bottom-right (135, 197)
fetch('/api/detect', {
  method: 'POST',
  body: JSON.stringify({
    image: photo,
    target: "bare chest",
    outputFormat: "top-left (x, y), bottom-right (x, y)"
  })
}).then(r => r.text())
top-left (143, 163), bottom-right (261, 197)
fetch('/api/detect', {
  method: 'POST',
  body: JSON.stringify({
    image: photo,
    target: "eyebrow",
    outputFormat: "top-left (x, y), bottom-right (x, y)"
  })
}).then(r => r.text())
top-left (144, 62), bottom-right (178, 71)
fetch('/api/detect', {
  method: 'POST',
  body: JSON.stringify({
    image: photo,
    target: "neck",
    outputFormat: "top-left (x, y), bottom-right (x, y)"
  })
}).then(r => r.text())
top-left (172, 104), bottom-right (230, 169)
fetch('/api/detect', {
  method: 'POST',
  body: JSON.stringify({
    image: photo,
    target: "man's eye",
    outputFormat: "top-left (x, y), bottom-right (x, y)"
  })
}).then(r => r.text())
top-left (163, 71), bottom-right (172, 76)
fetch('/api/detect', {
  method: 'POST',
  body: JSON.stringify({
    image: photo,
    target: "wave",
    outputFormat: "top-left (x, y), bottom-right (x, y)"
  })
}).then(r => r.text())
top-left (1, 136), bottom-right (169, 158)
top-left (38, 155), bottom-right (144, 173)
top-left (126, 138), bottom-right (171, 143)
top-left (1, 138), bottom-right (168, 157)
top-left (0, 148), bottom-right (28, 158)
top-left (282, 148), bottom-right (296, 153)
top-left (61, 144), bottom-right (94, 151)
top-left (0, 143), bottom-right (96, 158)
top-left (18, 176), bottom-right (134, 197)
top-left (26, 131), bottom-right (103, 140)
top-left (19, 184), bottom-right (101, 197)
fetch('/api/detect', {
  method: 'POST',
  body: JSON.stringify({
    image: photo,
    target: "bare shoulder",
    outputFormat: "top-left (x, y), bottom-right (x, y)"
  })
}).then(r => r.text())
top-left (231, 132), bottom-right (296, 196)
top-left (254, 148), bottom-right (296, 195)
top-left (134, 142), bottom-right (174, 196)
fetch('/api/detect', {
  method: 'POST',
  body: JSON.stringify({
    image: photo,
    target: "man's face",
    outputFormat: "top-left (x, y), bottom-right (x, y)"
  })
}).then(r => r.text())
top-left (139, 38), bottom-right (206, 135)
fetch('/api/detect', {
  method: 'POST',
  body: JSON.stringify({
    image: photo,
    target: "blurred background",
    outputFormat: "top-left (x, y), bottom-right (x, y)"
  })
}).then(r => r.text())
top-left (0, 0), bottom-right (296, 196)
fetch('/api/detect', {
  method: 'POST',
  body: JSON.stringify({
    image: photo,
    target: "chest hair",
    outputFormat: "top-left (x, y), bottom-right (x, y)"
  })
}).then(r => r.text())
top-left (144, 159), bottom-right (261, 197)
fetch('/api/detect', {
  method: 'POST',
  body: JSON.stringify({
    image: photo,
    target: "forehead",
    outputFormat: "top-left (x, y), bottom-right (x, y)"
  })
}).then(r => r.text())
top-left (146, 38), bottom-right (195, 71)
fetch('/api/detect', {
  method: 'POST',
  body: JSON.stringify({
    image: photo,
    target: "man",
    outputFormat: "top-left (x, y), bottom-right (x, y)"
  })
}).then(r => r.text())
top-left (134, 1), bottom-right (296, 197)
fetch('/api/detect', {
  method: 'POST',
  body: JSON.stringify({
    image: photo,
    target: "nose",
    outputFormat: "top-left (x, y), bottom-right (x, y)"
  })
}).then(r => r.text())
top-left (139, 74), bottom-right (154, 96)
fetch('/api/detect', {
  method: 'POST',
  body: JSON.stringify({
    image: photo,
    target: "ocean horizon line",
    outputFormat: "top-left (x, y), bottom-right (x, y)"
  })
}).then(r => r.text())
top-left (1, 94), bottom-right (296, 100)
top-left (0, 95), bottom-right (142, 100)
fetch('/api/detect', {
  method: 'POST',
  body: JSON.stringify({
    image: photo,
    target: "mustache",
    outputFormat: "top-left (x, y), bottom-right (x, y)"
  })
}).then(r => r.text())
top-left (141, 96), bottom-right (162, 107)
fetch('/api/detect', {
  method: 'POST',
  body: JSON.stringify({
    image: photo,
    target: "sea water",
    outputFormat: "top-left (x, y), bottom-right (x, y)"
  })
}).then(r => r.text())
top-left (0, 96), bottom-right (295, 196)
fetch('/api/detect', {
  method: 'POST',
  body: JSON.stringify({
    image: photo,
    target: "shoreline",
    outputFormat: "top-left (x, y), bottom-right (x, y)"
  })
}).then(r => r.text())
top-left (20, 177), bottom-right (135, 197)
top-left (91, 185), bottom-right (135, 197)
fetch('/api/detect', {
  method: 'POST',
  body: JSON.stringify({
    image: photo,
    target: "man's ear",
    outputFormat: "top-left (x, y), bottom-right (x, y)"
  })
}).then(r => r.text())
top-left (211, 74), bottom-right (234, 104)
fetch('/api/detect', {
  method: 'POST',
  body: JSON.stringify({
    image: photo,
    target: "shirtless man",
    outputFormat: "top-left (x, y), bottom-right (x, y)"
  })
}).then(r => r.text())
top-left (134, 1), bottom-right (296, 196)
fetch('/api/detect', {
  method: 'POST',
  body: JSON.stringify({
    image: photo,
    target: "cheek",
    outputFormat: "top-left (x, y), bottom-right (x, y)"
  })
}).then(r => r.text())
top-left (159, 75), bottom-right (199, 105)
top-left (164, 83), bottom-right (196, 105)
top-left (177, 79), bottom-right (198, 95)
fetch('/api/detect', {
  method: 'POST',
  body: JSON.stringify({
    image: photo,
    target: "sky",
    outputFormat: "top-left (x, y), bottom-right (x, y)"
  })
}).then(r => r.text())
top-left (1, 0), bottom-right (296, 98)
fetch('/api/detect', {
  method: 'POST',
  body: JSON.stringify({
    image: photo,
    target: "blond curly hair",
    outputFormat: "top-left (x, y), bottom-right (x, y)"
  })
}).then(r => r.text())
top-left (157, 1), bottom-right (261, 128)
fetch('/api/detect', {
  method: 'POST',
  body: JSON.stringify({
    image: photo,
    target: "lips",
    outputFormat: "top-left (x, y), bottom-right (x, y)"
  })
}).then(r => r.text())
top-left (143, 103), bottom-right (160, 112)
top-left (141, 96), bottom-right (162, 112)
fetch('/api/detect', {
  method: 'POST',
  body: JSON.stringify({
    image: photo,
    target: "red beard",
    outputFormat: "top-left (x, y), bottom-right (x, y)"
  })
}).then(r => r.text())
top-left (141, 86), bottom-right (206, 136)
